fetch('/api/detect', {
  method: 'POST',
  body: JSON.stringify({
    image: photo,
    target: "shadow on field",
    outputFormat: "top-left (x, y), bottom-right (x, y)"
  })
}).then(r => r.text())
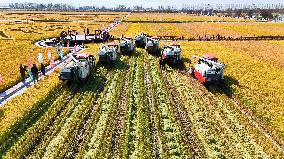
top-left (0, 84), bottom-right (62, 156)
top-left (165, 58), bottom-right (189, 71)
top-left (205, 75), bottom-right (239, 98)
top-left (0, 108), bottom-right (4, 121)
top-left (96, 56), bottom-right (129, 72)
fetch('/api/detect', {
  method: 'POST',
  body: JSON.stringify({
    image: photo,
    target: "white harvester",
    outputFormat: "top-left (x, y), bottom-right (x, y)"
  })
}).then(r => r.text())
top-left (189, 54), bottom-right (225, 84)
top-left (135, 33), bottom-right (147, 48)
top-left (160, 42), bottom-right (182, 64)
top-left (59, 53), bottom-right (95, 83)
top-left (98, 43), bottom-right (118, 64)
top-left (119, 37), bottom-right (135, 55)
top-left (145, 36), bottom-right (160, 54)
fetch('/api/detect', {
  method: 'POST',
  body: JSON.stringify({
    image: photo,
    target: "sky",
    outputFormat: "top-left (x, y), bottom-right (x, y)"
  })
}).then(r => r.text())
top-left (1, 0), bottom-right (284, 8)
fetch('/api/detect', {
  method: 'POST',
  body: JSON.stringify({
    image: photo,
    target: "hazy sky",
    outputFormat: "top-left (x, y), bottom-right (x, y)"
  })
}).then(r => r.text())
top-left (1, 0), bottom-right (284, 8)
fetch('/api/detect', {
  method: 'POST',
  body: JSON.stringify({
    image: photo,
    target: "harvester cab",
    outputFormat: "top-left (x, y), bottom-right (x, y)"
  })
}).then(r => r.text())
top-left (59, 53), bottom-right (95, 84)
top-left (145, 36), bottom-right (160, 54)
top-left (161, 42), bottom-right (182, 64)
top-left (190, 54), bottom-right (225, 84)
top-left (135, 33), bottom-right (147, 48)
top-left (98, 43), bottom-right (118, 64)
top-left (119, 37), bottom-right (135, 55)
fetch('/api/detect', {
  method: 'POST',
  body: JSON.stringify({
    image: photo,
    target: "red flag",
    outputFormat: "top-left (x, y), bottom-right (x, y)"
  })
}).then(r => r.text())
top-left (74, 44), bottom-right (77, 54)
top-left (27, 58), bottom-right (33, 68)
top-left (67, 41), bottom-right (70, 49)
top-left (0, 74), bottom-right (3, 85)
top-left (48, 50), bottom-right (51, 60)
top-left (50, 58), bottom-right (56, 68)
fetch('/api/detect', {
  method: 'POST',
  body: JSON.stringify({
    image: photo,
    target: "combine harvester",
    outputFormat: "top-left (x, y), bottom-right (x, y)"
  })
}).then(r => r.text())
top-left (145, 36), bottom-right (160, 54)
top-left (98, 43), bottom-right (118, 64)
top-left (160, 42), bottom-right (182, 64)
top-left (189, 54), bottom-right (225, 84)
top-left (119, 37), bottom-right (136, 55)
top-left (135, 33), bottom-right (147, 48)
top-left (59, 53), bottom-right (96, 84)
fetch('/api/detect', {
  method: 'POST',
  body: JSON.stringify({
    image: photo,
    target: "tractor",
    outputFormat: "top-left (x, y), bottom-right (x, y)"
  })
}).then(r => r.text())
top-left (59, 53), bottom-right (95, 84)
top-left (119, 37), bottom-right (135, 55)
top-left (189, 54), bottom-right (225, 84)
top-left (145, 36), bottom-right (160, 54)
top-left (98, 43), bottom-right (118, 64)
top-left (135, 33), bottom-right (147, 48)
top-left (160, 42), bottom-right (182, 64)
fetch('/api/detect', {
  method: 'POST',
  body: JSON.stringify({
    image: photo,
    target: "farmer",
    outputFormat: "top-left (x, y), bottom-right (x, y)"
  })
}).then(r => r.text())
top-left (159, 57), bottom-right (165, 70)
top-left (87, 28), bottom-right (90, 35)
top-left (40, 63), bottom-right (46, 76)
top-left (31, 64), bottom-right (39, 84)
top-left (19, 64), bottom-right (27, 82)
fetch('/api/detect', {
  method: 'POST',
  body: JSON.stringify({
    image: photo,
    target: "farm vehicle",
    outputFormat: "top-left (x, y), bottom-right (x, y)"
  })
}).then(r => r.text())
top-left (98, 43), bottom-right (118, 64)
top-left (119, 37), bottom-right (136, 55)
top-left (189, 54), bottom-right (225, 84)
top-left (59, 53), bottom-right (95, 84)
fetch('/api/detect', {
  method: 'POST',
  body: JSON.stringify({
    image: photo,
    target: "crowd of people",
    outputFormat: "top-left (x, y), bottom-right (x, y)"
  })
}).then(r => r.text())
top-left (19, 63), bottom-right (46, 84)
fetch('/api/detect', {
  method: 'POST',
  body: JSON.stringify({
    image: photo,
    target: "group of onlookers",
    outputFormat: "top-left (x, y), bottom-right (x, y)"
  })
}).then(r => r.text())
top-left (19, 63), bottom-right (46, 84)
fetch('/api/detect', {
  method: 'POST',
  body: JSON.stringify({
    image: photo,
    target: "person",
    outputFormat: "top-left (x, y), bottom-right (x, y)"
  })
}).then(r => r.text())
top-left (31, 64), bottom-right (39, 84)
top-left (40, 63), bottom-right (46, 76)
top-left (87, 28), bottom-right (90, 35)
top-left (159, 57), bottom-right (165, 70)
top-left (19, 64), bottom-right (27, 82)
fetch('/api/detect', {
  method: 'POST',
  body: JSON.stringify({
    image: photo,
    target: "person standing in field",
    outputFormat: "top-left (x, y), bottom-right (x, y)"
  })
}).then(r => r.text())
top-left (40, 63), bottom-right (46, 76)
top-left (19, 64), bottom-right (27, 82)
top-left (159, 57), bottom-right (165, 70)
top-left (31, 64), bottom-right (39, 84)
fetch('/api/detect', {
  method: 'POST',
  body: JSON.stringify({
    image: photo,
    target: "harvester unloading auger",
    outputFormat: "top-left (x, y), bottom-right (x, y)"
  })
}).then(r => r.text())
top-left (189, 54), bottom-right (225, 84)
top-left (119, 37), bottom-right (136, 55)
top-left (59, 53), bottom-right (95, 84)
top-left (98, 43), bottom-right (118, 64)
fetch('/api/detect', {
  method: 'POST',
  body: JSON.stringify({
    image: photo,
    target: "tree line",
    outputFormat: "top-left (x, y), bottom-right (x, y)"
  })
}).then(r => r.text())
top-left (3, 3), bottom-right (284, 20)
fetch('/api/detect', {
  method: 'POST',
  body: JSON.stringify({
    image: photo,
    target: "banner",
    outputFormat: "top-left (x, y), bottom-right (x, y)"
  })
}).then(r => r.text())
top-left (67, 41), bottom-right (70, 49)
top-left (48, 50), bottom-right (51, 60)
top-left (28, 70), bottom-right (33, 81)
top-left (60, 50), bottom-right (64, 59)
top-left (38, 52), bottom-right (43, 63)
top-left (50, 58), bottom-right (56, 68)
top-left (0, 74), bottom-right (3, 85)
top-left (27, 58), bottom-right (33, 68)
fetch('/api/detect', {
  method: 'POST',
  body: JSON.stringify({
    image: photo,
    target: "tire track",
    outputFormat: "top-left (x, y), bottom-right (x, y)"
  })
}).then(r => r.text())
top-left (63, 78), bottom-right (107, 159)
top-left (108, 65), bottom-right (130, 159)
top-left (162, 71), bottom-right (207, 158)
top-left (144, 59), bottom-right (161, 159)
top-left (144, 54), bottom-right (161, 159)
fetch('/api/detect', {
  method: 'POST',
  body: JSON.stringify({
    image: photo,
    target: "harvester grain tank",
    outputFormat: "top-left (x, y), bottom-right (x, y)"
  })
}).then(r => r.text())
top-left (59, 53), bottom-right (95, 83)
top-left (98, 43), bottom-right (118, 64)
top-left (135, 33), bottom-right (147, 48)
top-left (189, 54), bottom-right (225, 84)
top-left (161, 42), bottom-right (182, 64)
top-left (119, 37), bottom-right (136, 55)
top-left (145, 36), bottom-right (160, 54)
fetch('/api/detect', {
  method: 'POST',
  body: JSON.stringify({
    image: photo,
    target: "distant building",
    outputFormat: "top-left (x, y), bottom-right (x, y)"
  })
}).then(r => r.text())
top-left (0, 6), bottom-right (10, 10)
